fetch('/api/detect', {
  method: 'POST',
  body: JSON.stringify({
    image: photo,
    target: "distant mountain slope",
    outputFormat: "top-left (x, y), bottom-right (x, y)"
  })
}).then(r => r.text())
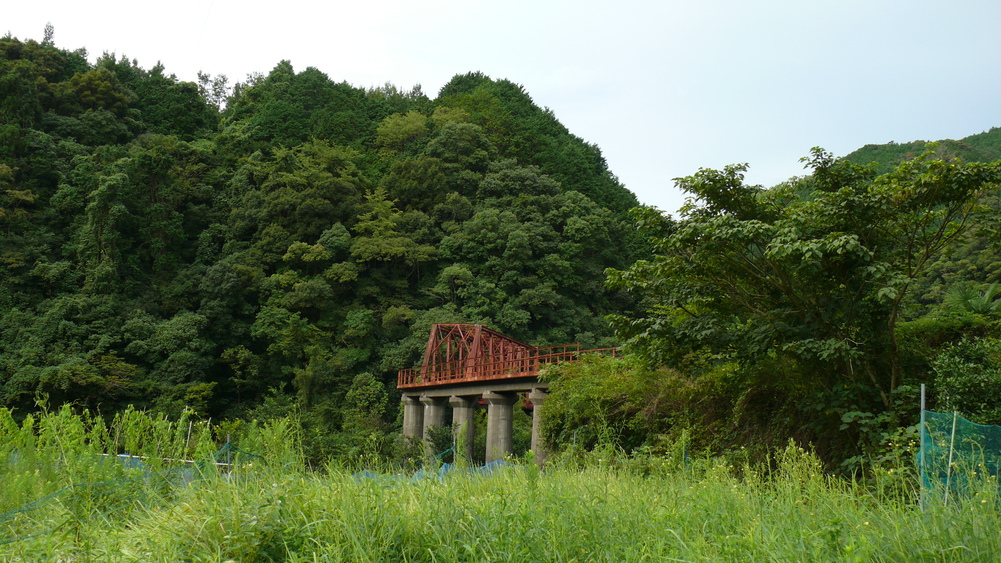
top-left (841, 126), bottom-right (1001, 318)
top-left (843, 127), bottom-right (1001, 175)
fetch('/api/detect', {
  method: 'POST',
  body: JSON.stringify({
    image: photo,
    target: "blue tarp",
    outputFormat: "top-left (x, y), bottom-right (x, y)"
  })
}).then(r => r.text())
top-left (353, 460), bottom-right (513, 483)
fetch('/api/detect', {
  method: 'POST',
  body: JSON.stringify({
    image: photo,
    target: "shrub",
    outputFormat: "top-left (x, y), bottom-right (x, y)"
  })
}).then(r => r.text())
top-left (933, 336), bottom-right (1001, 425)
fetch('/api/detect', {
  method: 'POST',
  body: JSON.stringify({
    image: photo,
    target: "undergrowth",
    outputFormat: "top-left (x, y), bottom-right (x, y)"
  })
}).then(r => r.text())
top-left (1, 407), bottom-right (999, 561)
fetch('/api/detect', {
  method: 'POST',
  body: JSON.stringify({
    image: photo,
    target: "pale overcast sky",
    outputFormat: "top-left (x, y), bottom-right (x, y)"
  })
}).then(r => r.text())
top-left (7, 0), bottom-right (1001, 215)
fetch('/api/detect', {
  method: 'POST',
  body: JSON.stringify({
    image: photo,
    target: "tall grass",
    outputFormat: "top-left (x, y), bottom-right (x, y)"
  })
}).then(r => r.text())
top-left (2, 408), bottom-right (999, 561)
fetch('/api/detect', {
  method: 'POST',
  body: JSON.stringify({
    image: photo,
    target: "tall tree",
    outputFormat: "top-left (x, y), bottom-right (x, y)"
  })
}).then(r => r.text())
top-left (609, 149), bottom-right (1001, 408)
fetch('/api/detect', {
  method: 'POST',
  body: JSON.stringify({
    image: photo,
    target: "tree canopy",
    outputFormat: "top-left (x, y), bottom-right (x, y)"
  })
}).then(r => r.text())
top-left (601, 148), bottom-right (1001, 466)
top-left (0, 34), bottom-right (642, 463)
top-left (6, 31), bottom-right (1001, 469)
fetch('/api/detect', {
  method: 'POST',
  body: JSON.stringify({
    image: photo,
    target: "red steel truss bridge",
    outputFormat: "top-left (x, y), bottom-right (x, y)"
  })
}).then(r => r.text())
top-left (397, 323), bottom-right (618, 390)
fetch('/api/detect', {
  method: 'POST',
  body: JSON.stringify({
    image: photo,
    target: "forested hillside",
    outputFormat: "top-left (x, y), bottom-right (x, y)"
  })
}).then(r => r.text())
top-left (0, 35), bottom-right (644, 459)
top-left (6, 32), bottom-right (1001, 471)
top-left (844, 127), bottom-right (1001, 176)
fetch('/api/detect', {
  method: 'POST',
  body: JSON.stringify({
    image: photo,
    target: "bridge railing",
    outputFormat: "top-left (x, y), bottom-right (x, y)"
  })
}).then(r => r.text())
top-left (397, 346), bottom-right (619, 389)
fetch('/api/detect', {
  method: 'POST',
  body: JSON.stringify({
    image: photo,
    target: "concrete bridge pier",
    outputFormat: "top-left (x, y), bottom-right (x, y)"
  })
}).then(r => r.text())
top-left (483, 391), bottom-right (518, 463)
top-left (402, 379), bottom-right (553, 464)
top-left (528, 388), bottom-right (549, 465)
top-left (420, 395), bottom-right (448, 433)
top-left (449, 395), bottom-right (478, 462)
top-left (421, 395), bottom-right (449, 456)
top-left (401, 395), bottom-right (424, 439)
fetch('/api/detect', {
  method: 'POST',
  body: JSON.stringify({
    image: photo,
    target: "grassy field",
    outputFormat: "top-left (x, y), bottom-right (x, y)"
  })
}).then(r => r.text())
top-left (1, 407), bottom-right (999, 562)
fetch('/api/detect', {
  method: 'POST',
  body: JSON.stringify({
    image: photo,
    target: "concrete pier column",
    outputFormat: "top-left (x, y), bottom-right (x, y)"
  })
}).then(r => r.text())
top-left (528, 389), bottom-right (549, 466)
top-left (449, 395), bottom-right (478, 463)
top-left (420, 395), bottom-right (448, 435)
top-left (483, 391), bottom-right (518, 463)
top-left (421, 395), bottom-right (449, 457)
top-left (401, 395), bottom-right (424, 439)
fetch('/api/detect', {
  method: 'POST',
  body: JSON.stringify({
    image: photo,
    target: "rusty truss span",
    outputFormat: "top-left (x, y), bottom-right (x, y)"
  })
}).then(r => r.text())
top-left (397, 323), bottom-right (617, 390)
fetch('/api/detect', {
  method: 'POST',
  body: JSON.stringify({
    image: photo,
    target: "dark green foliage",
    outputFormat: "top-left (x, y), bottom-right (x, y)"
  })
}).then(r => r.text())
top-left (223, 61), bottom-right (394, 150)
top-left (944, 282), bottom-right (1001, 315)
top-left (435, 73), bottom-right (638, 214)
top-left (933, 336), bottom-right (1001, 425)
top-left (605, 148), bottom-right (1001, 467)
top-left (542, 353), bottom-right (823, 464)
top-left (540, 355), bottom-right (674, 451)
top-left (14, 31), bottom-right (1001, 471)
top-left (0, 37), bottom-right (638, 464)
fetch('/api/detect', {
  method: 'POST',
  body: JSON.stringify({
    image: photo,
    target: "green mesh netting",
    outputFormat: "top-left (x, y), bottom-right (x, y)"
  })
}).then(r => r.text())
top-left (919, 410), bottom-right (1001, 504)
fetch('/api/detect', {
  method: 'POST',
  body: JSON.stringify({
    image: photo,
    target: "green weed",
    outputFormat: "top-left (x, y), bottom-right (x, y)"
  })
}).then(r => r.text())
top-left (2, 408), bottom-right (1000, 561)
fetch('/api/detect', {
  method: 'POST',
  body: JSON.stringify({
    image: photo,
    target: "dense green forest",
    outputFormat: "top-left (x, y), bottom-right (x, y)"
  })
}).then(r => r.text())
top-left (0, 35), bottom-right (644, 461)
top-left (544, 136), bottom-right (1001, 473)
top-left (4, 32), bottom-right (1001, 471)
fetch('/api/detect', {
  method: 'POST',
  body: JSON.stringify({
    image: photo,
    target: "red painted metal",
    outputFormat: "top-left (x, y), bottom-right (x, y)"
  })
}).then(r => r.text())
top-left (397, 323), bottom-right (618, 389)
